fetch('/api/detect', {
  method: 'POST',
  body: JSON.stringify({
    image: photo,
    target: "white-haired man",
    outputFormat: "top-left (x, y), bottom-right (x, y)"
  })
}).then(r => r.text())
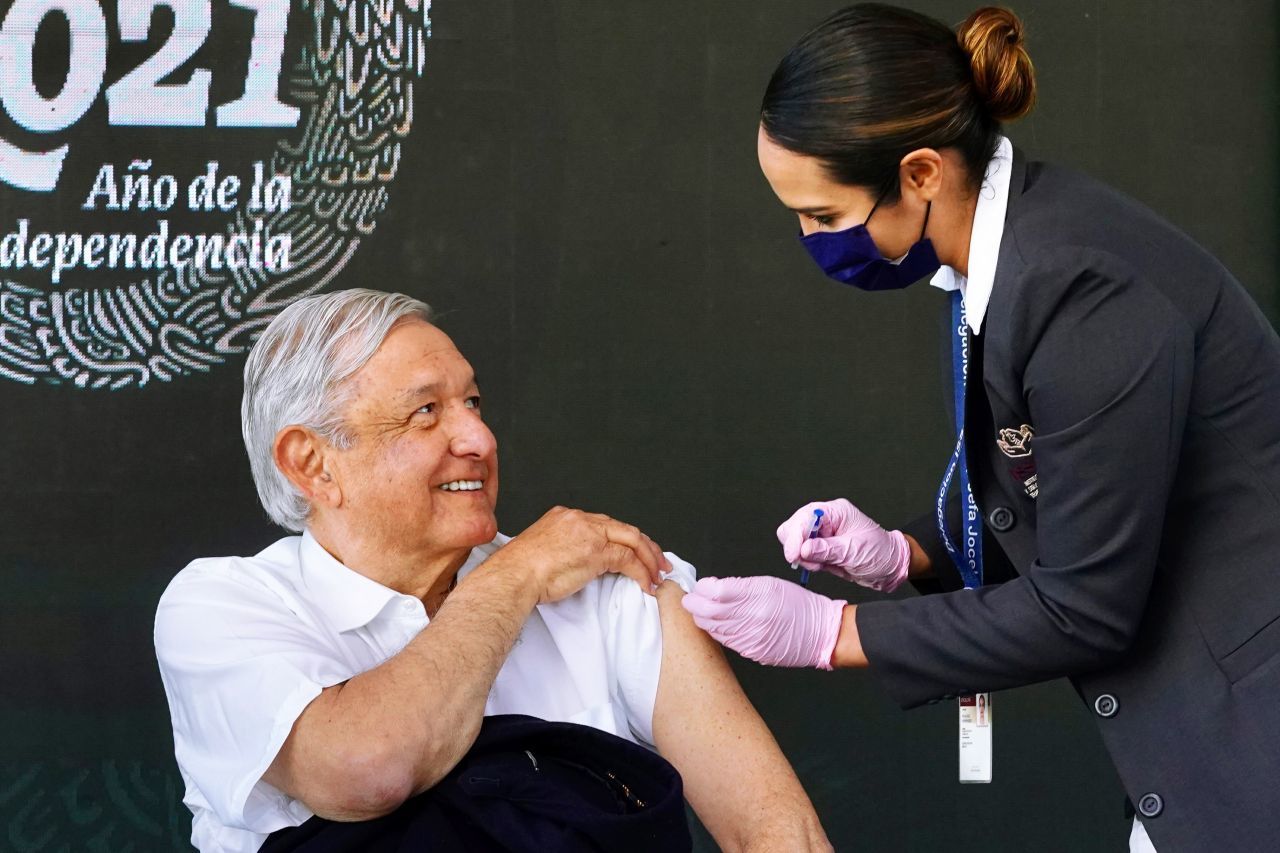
top-left (155, 289), bottom-right (831, 853)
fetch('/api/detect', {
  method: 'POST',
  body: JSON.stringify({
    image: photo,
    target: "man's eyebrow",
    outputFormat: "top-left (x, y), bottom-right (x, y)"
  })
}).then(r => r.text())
top-left (396, 374), bottom-right (478, 403)
top-left (396, 382), bottom-right (437, 401)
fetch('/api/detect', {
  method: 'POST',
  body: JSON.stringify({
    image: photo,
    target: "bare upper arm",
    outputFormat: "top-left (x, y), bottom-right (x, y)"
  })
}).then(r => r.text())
top-left (652, 581), bottom-right (831, 853)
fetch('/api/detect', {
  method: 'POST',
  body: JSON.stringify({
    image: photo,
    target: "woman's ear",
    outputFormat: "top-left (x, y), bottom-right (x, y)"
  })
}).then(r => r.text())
top-left (273, 425), bottom-right (343, 511)
top-left (898, 148), bottom-right (944, 202)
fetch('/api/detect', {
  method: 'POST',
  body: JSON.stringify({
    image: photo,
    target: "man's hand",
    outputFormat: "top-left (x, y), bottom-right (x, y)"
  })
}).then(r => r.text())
top-left (494, 506), bottom-right (670, 603)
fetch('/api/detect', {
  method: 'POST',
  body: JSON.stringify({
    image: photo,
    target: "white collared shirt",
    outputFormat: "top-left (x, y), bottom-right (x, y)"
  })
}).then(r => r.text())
top-left (154, 531), bottom-right (696, 853)
top-left (929, 135), bottom-right (1014, 334)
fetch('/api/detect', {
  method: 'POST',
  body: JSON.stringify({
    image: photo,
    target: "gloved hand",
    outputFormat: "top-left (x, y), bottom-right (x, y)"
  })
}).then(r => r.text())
top-left (777, 499), bottom-right (911, 593)
top-left (680, 576), bottom-right (847, 670)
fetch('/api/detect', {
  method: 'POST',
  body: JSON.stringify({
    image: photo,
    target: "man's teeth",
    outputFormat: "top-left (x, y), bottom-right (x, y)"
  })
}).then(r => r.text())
top-left (439, 480), bottom-right (484, 491)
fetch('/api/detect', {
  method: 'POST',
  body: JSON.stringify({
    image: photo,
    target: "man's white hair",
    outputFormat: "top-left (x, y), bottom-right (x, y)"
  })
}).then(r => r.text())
top-left (242, 288), bottom-right (433, 531)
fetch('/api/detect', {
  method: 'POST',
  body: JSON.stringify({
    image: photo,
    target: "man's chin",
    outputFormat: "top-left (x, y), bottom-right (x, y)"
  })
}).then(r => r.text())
top-left (455, 513), bottom-right (499, 548)
top-left (476, 517), bottom-right (500, 545)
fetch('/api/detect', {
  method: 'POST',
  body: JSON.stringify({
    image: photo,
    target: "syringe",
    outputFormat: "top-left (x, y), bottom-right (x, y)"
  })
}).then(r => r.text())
top-left (791, 508), bottom-right (824, 587)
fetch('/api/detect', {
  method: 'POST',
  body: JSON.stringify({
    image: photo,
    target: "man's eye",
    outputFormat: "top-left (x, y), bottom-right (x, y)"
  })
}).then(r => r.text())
top-left (465, 396), bottom-right (481, 410)
top-left (416, 403), bottom-right (436, 415)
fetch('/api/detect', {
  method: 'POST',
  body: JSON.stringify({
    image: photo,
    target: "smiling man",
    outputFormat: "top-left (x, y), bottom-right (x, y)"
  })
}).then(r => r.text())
top-left (154, 289), bottom-right (830, 853)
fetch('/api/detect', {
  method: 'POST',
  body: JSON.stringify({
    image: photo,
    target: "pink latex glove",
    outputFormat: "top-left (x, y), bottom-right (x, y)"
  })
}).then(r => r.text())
top-left (680, 576), bottom-right (847, 670)
top-left (777, 499), bottom-right (911, 593)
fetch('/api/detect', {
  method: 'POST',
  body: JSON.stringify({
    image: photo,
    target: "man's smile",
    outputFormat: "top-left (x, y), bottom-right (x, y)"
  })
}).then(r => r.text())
top-left (438, 479), bottom-right (485, 492)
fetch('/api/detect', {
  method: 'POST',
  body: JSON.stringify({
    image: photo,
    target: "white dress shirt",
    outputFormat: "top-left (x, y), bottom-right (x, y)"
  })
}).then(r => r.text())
top-left (929, 135), bottom-right (1014, 334)
top-left (154, 531), bottom-right (696, 853)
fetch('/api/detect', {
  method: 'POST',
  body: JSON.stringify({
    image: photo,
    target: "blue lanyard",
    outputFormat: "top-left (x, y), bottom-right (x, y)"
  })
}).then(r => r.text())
top-left (935, 290), bottom-right (983, 589)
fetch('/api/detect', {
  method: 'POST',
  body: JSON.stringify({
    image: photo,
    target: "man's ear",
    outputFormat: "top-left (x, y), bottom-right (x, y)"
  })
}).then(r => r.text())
top-left (274, 425), bottom-right (343, 511)
top-left (897, 147), bottom-right (944, 202)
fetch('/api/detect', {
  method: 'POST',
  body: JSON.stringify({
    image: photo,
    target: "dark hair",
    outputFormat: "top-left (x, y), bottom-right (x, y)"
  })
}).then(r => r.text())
top-left (760, 4), bottom-right (1036, 200)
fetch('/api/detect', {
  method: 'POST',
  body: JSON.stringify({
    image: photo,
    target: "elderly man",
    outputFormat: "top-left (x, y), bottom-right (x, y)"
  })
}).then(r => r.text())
top-left (155, 289), bottom-right (830, 853)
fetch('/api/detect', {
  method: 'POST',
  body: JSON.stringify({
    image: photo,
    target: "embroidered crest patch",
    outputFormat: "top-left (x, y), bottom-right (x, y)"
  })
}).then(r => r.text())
top-left (997, 424), bottom-right (1034, 458)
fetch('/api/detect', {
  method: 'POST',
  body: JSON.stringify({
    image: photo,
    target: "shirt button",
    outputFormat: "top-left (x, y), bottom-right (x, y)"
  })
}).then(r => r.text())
top-left (1094, 694), bottom-right (1119, 718)
top-left (988, 506), bottom-right (1016, 532)
top-left (1137, 792), bottom-right (1163, 818)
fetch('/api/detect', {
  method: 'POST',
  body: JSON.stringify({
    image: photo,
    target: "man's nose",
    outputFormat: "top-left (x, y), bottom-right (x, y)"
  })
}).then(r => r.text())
top-left (449, 406), bottom-right (496, 459)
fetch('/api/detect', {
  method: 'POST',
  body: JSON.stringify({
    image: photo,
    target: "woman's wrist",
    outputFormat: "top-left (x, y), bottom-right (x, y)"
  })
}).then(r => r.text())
top-left (830, 604), bottom-right (869, 668)
top-left (903, 533), bottom-right (934, 579)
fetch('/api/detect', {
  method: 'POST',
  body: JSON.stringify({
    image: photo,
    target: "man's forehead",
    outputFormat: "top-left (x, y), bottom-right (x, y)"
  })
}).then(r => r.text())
top-left (352, 321), bottom-right (476, 400)
top-left (391, 372), bottom-right (478, 403)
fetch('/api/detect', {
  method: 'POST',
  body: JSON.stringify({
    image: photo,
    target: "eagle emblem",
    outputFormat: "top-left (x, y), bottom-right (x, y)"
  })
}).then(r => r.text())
top-left (0, 0), bottom-right (433, 389)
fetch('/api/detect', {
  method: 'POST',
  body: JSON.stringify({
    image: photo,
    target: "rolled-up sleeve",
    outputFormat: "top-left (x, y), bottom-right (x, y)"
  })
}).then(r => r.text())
top-left (154, 568), bottom-right (347, 832)
top-left (859, 250), bottom-right (1195, 707)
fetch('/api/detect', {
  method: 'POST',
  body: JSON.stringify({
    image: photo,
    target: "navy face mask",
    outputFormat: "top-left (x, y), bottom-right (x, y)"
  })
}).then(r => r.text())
top-left (799, 187), bottom-right (941, 291)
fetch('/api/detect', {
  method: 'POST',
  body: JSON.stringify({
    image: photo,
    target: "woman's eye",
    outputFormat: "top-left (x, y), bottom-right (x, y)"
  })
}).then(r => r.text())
top-left (810, 214), bottom-right (835, 228)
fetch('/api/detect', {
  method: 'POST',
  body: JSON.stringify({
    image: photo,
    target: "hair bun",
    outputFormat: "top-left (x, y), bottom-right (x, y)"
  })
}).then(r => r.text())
top-left (957, 6), bottom-right (1036, 122)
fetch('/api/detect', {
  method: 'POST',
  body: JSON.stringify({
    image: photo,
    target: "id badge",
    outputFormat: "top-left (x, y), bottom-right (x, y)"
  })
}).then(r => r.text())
top-left (958, 693), bottom-right (992, 783)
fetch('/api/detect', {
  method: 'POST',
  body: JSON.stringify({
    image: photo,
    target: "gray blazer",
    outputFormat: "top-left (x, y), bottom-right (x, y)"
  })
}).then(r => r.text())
top-left (858, 150), bottom-right (1280, 851)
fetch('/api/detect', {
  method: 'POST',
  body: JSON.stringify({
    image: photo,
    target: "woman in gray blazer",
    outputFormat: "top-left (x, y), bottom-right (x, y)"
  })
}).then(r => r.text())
top-left (681, 5), bottom-right (1280, 852)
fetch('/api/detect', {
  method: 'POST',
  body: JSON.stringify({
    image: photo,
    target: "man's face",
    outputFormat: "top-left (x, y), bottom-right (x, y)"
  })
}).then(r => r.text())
top-left (326, 319), bottom-right (499, 557)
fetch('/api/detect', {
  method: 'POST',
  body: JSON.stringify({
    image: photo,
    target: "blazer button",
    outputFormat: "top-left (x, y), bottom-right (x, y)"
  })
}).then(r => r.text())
top-left (1137, 793), bottom-right (1163, 818)
top-left (988, 506), bottom-right (1016, 532)
top-left (1094, 694), bottom-right (1119, 718)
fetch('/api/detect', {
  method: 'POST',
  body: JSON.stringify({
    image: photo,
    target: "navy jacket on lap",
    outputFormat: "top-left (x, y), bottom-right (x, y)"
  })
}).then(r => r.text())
top-left (259, 715), bottom-right (692, 853)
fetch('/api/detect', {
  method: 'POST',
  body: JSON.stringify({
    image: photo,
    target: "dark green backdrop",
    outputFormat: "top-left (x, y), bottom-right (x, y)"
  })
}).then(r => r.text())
top-left (1, 0), bottom-right (1275, 850)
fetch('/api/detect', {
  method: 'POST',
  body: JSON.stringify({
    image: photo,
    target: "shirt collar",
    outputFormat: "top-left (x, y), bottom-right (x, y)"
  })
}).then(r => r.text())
top-left (298, 531), bottom-right (502, 633)
top-left (299, 530), bottom-right (418, 633)
top-left (929, 135), bottom-right (1013, 335)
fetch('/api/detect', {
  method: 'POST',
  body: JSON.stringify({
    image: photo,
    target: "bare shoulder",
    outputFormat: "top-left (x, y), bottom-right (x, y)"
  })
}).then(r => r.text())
top-left (655, 579), bottom-right (727, 670)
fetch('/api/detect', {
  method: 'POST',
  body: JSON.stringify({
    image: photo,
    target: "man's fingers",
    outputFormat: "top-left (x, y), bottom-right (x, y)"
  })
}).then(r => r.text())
top-left (599, 520), bottom-right (664, 585)
top-left (645, 535), bottom-right (671, 576)
top-left (635, 531), bottom-right (667, 584)
top-left (602, 542), bottom-right (658, 595)
top-left (554, 510), bottom-right (666, 583)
